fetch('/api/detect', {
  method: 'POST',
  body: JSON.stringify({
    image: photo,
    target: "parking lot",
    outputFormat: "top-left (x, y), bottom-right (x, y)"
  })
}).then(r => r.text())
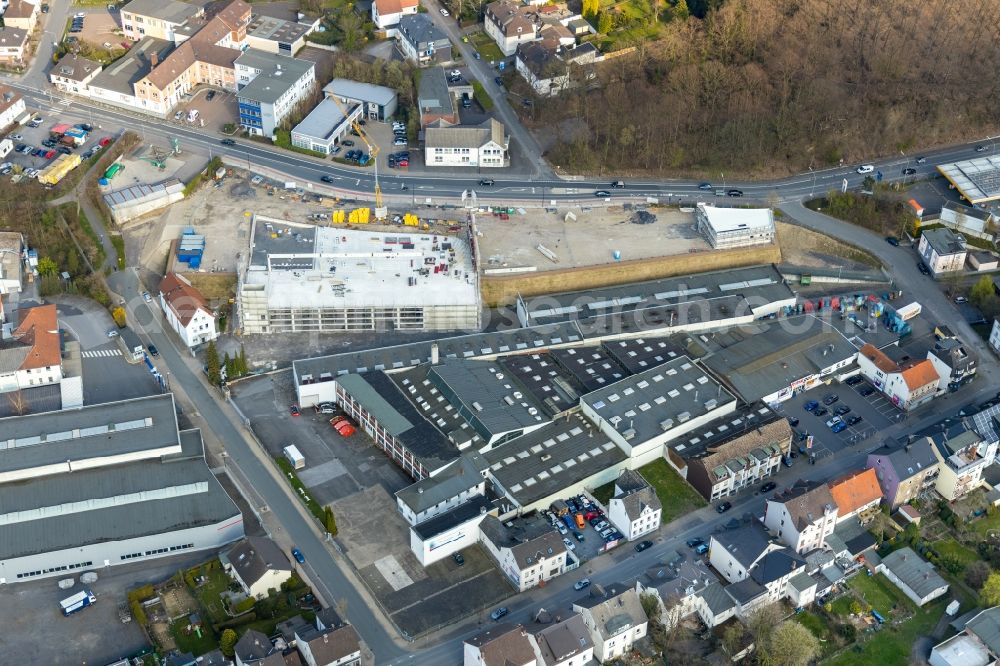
top-left (775, 375), bottom-right (902, 463)
top-left (3, 118), bottom-right (113, 179)
top-left (231, 374), bottom-right (412, 505)
top-left (542, 494), bottom-right (624, 563)
top-left (0, 551), bottom-right (207, 665)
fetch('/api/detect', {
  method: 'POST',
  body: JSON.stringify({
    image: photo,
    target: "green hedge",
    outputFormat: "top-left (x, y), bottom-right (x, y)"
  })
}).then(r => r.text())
top-left (471, 80), bottom-right (494, 111)
top-left (275, 456), bottom-right (325, 523)
top-left (273, 129), bottom-right (327, 158)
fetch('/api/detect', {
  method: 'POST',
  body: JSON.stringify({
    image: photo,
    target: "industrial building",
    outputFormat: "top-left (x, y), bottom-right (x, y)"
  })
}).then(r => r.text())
top-left (937, 156), bottom-right (1000, 206)
top-left (515, 264), bottom-right (796, 337)
top-left (0, 394), bottom-right (243, 583)
top-left (695, 203), bottom-right (776, 249)
top-left (238, 217), bottom-right (481, 334)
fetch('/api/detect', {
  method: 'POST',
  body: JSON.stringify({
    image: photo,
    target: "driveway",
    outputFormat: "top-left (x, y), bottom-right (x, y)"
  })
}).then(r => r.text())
top-left (780, 200), bottom-right (1000, 383)
top-left (418, 0), bottom-right (552, 178)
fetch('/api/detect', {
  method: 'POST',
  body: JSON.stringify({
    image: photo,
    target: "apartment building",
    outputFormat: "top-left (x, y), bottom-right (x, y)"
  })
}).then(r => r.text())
top-left (762, 480), bottom-right (838, 554)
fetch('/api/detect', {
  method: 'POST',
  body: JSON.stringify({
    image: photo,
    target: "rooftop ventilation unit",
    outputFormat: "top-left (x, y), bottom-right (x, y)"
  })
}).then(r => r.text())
top-left (504, 395), bottom-right (515, 405)
top-left (704, 399), bottom-right (718, 410)
top-left (677, 411), bottom-right (691, 423)
top-left (472, 401), bottom-right (484, 412)
top-left (622, 428), bottom-right (636, 440)
top-left (660, 419), bottom-right (674, 431)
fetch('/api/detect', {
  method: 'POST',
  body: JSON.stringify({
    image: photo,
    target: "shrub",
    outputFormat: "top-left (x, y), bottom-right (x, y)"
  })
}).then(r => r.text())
top-left (233, 597), bottom-right (256, 614)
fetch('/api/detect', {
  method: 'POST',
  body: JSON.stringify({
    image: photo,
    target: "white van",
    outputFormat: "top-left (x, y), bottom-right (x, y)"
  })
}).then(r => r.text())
top-left (186, 109), bottom-right (200, 123)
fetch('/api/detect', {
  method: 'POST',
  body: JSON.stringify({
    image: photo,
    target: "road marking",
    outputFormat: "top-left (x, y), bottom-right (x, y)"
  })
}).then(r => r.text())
top-left (81, 349), bottom-right (123, 358)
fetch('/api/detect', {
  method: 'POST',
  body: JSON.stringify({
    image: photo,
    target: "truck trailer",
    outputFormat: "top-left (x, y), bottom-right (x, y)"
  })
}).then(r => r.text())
top-left (60, 590), bottom-right (96, 616)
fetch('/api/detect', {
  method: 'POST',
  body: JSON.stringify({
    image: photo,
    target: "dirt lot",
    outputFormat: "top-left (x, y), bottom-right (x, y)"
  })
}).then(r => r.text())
top-left (476, 205), bottom-right (711, 270)
top-left (76, 9), bottom-right (121, 49)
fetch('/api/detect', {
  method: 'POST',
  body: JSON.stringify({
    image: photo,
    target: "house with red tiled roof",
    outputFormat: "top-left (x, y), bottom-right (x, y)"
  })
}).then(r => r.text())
top-left (828, 468), bottom-right (882, 523)
top-left (159, 272), bottom-right (217, 347)
top-left (371, 0), bottom-right (418, 33)
top-left (857, 343), bottom-right (942, 411)
top-left (3, 0), bottom-right (39, 32)
top-left (0, 304), bottom-right (62, 393)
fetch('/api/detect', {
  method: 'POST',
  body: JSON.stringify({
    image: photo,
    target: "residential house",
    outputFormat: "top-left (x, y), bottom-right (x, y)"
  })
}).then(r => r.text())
top-left (0, 27), bottom-right (29, 64)
top-left (929, 606), bottom-right (1000, 666)
top-left (0, 85), bottom-right (26, 129)
top-left (709, 523), bottom-right (781, 585)
top-left (463, 623), bottom-right (538, 666)
top-left (397, 14), bottom-right (451, 67)
top-left (234, 50), bottom-right (316, 136)
top-left (0, 304), bottom-right (62, 393)
top-left (827, 468), bottom-right (882, 523)
top-left (918, 227), bottom-right (967, 276)
top-left (3, 0), bottom-right (39, 33)
top-left (928, 426), bottom-right (994, 501)
top-left (158, 272), bottom-right (219, 347)
top-left (479, 515), bottom-right (568, 592)
top-left (294, 617), bottom-right (362, 666)
top-left (572, 582), bottom-right (648, 662)
top-left (741, 548), bottom-right (808, 613)
top-left (857, 343), bottom-right (942, 411)
top-left (120, 0), bottom-right (204, 41)
top-left (395, 453), bottom-right (487, 526)
top-left (867, 437), bottom-right (940, 509)
top-left (424, 118), bottom-right (509, 168)
top-left (693, 581), bottom-right (737, 628)
top-left (485, 0), bottom-right (539, 56)
top-left (234, 629), bottom-right (282, 666)
top-left (514, 42), bottom-right (598, 96)
top-left (530, 614), bottom-right (594, 666)
top-left (762, 479), bottom-right (838, 554)
top-left (49, 54), bottom-right (103, 94)
top-left (637, 550), bottom-right (718, 629)
top-left (681, 406), bottom-right (790, 501)
top-left (927, 338), bottom-right (977, 391)
top-left (877, 547), bottom-right (949, 606)
top-left (87, 37), bottom-right (177, 116)
top-left (323, 79), bottom-right (397, 121)
top-left (371, 0), bottom-right (419, 34)
top-left (606, 469), bottom-right (661, 540)
top-left (416, 66), bottom-right (457, 126)
top-left (222, 537), bottom-right (294, 600)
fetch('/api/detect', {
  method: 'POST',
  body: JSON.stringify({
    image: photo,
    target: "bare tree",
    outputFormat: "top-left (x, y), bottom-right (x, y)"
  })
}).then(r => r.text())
top-left (6, 389), bottom-right (28, 416)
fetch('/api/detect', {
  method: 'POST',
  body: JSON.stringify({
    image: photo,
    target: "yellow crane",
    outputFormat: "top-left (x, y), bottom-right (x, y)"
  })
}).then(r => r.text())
top-left (331, 96), bottom-right (387, 221)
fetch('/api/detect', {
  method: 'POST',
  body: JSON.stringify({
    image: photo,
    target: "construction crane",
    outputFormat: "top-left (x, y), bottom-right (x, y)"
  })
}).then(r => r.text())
top-left (330, 96), bottom-right (386, 220)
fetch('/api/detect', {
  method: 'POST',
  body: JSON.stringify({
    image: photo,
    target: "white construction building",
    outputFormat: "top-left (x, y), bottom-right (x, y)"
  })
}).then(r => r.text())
top-left (239, 217), bottom-right (481, 333)
top-left (695, 203), bottom-right (776, 249)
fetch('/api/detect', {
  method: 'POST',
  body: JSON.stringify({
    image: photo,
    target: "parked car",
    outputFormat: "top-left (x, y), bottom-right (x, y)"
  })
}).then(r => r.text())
top-left (147, 344), bottom-right (158, 357)
top-left (206, 90), bottom-right (216, 101)
top-left (686, 537), bottom-right (705, 548)
top-left (494, 76), bottom-right (503, 87)
top-left (845, 375), bottom-right (863, 385)
top-left (834, 405), bottom-right (851, 416)
top-left (573, 531), bottom-right (585, 542)
top-left (885, 235), bottom-right (900, 246)
top-left (846, 415), bottom-right (863, 425)
top-left (342, 139), bottom-right (354, 146)
top-left (142, 291), bottom-right (152, 302)
top-left (823, 393), bottom-right (839, 405)
top-left (825, 416), bottom-right (844, 429)
top-left (917, 261), bottom-right (930, 275)
top-left (594, 520), bottom-right (609, 531)
top-left (291, 547), bottom-right (305, 563)
top-left (314, 402), bottom-right (335, 414)
top-left (563, 537), bottom-right (576, 551)
top-left (635, 540), bottom-right (653, 552)
top-left (813, 406), bottom-right (828, 417)
top-left (716, 501), bottom-right (732, 513)
top-left (490, 607), bottom-right (509, 621)
top-left (787, 416), bottom-right (799, 427)
top-left (831, 421), bottom-right (848, 433)
top-left (803, 400), bottom-right (819, 412)
top-left (760, 481), bottom-right (777, 493)
top-left (954, 296), bottom-right (969, 304)
top-left (695, 543), bottom-right (709, 555)
top-left (290, 404), bottom-right (301, 416)
top-left (440, 7), bottom-right (449, 15)
top-left (860, 386), bottom-right (875, 396)
top-left (42, 139), bottom-right (56, 148)
top-left (574, 578), bottom-right (591, 590)
top-left (452, 552), bottom-right (464, 566)
top-left (58, 146), bottom-right (72, 155)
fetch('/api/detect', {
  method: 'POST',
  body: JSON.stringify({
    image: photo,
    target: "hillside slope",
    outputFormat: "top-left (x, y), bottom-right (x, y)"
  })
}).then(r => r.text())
top-left (539, 0), bottom-right (1000, 177)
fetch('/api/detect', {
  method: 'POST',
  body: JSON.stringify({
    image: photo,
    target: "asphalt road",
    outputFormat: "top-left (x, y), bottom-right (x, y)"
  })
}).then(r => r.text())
top-left (106, 269), bottom-right (406, 661)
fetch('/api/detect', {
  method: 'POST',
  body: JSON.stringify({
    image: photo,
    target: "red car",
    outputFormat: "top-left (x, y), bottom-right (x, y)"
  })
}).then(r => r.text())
top-left (397, 159), bottom-right (409, 167)
top-left (329, 416), bottom-right (355, 437)
top-left (584, 511), bottom-right (598, 520)
top-left (43, 149), bottom-right (56, 159)
top-left (99, 136), bottom-right (112, 147)
top-left (290, 404), bottom-right (301, 416)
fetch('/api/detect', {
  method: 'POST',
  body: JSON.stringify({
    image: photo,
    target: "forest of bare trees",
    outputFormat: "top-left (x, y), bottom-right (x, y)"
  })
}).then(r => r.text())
top-left (539, 0), bottom-right (1000, 177)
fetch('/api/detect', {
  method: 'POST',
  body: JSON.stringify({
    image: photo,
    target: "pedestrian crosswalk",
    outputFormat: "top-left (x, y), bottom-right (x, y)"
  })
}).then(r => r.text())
top-left (81, 349), bottom-right (122, 358)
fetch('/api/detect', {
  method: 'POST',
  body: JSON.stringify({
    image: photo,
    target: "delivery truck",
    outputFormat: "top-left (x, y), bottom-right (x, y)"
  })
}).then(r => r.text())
top-left (283, 444), bottom-right (305, 470)
top-left (60, 590), bottom-right (96, 616)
